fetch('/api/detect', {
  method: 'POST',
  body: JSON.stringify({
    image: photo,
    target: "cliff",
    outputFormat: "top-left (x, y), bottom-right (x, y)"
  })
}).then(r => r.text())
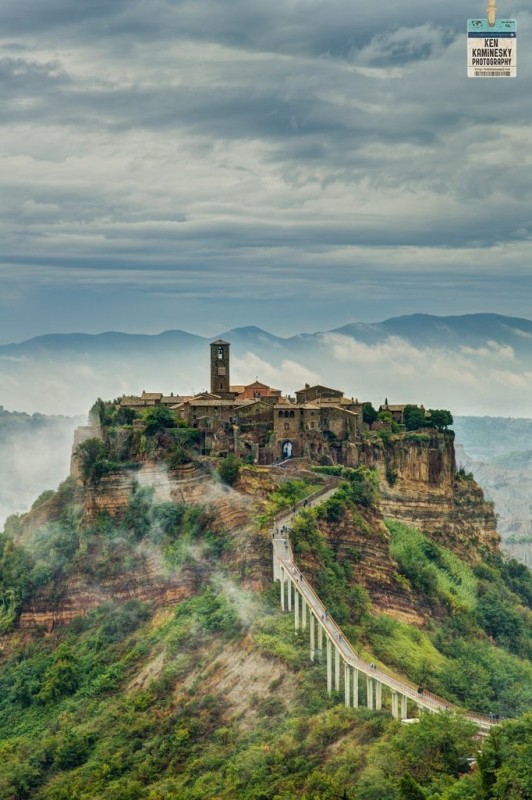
top-left (359, 432), bottom-right (500, 562)
top-left (14, 427), bottom-right (502, 634)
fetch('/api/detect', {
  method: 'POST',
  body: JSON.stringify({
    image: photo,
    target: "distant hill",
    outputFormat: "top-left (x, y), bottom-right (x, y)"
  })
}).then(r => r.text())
top-left (2, 313), bottom-right (532, 415)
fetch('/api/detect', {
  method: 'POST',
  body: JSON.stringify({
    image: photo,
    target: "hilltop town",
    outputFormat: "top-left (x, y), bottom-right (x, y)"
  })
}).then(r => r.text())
top-left (110, 339), bottom-right (450, 468)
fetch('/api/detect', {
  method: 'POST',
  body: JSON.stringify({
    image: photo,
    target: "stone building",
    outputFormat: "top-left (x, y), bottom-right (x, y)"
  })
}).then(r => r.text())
top-left (120, 339), bottom-right (365, 465)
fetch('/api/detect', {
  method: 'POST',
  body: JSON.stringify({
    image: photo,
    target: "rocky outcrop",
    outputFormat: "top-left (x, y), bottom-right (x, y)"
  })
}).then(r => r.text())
top-left (359, 432), bottom-right (500, 562)
top-left (15, 430), bottom-right (503, 632)
top-left (83, 462), bottom-right (210, 520)
top-left (18, 555), bottom-right (193, 631)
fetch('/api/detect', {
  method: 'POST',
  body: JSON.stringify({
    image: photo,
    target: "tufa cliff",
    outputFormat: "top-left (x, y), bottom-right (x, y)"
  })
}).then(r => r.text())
top-left (358, 432), bottom-right (500, 563)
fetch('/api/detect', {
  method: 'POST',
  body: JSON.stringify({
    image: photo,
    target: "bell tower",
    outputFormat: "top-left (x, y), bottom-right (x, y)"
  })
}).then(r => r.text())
top-left (210, 339), bottom-right (230, 396)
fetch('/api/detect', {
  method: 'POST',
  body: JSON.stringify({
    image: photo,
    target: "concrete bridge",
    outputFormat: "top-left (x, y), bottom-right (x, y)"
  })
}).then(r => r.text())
top-left (271, 484), bottom-right (496, 733)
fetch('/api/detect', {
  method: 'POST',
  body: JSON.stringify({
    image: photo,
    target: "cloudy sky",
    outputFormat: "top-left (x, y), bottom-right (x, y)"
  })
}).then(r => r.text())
top-left (1, 0), bottom-right (532, 344)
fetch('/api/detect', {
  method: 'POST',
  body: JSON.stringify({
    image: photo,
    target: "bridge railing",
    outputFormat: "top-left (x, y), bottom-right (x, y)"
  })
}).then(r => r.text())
top-left (271, 479), bottom-right (340, 532)
top-left (273, 538), bottom-right (496, 728)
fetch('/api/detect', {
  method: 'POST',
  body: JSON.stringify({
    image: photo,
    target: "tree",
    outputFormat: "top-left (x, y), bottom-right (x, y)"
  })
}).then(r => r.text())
top-left (116, 405), bottom-right (138, 425)
top-left (37, 644), bottom-right (79, 704)
top-left (403, 405), bottom-right (427, 431)
top-left (143, 405), bottom-right (176, 436)
top-left (363, 402), bottom-right (378, 425)
top-left (429, 409), bottom-right (453, 431)
top-left (167, 445), bottom-right (192, 469)
top-left (399, 773), bottom-right (426, 800)
top-left (74, 438), bottom-right (112, 486)
top-left (218, 455), bottom-right (241, 486)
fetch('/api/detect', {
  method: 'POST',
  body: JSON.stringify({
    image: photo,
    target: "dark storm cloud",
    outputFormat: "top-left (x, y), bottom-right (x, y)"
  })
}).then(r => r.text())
top-left (1, 0), bottom-right (532, 341)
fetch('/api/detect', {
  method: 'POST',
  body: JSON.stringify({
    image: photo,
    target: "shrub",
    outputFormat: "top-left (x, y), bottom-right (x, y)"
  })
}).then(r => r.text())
top-left (217, 455), bottom-right (241, 486)
top-left (143, 406), bottom-right (176, 436)
top-left (74, 438), bottom-right (116, 486)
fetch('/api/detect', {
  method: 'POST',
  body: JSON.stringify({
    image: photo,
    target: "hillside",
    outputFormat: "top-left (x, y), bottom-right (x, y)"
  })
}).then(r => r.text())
top-left (0, 412), bottom-right (531, 799)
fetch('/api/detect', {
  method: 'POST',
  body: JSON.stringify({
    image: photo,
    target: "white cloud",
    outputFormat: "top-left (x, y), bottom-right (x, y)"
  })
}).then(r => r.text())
top-left (232, 352), bottom-right (319, 392)
top-left (320, 333), bottom-right (532, 416)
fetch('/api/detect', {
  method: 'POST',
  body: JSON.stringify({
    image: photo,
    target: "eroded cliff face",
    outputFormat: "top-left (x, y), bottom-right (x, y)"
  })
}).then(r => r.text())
top-left (16, 466), bottom-right (275, 631)
top-left (359, 432), bottom-right (500, 562)
top-left (15, 432), bottom-right (502, 632)
top-left (316, 508), bottom-right (427, 626)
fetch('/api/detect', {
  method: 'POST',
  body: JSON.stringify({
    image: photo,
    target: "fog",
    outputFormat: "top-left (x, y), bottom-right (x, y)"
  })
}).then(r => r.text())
top-left (3, 331), bottom-right (532, 417)
top-left (0, 412), bottom-right (83, 530)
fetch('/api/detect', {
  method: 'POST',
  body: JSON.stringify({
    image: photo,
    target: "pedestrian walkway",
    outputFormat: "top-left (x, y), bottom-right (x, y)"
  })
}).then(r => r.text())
top-left (271, 485), bottom-right (496, 732)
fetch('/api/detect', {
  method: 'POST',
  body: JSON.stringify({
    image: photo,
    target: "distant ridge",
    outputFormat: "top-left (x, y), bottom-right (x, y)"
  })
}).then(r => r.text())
top-left (3, 313), bottom-right (532, 416)
top-left (4, 312), bottom-right (532, 353)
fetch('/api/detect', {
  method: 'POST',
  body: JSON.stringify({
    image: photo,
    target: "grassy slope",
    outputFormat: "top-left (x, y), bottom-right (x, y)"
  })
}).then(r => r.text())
top-left (0, 467), bottom-right (531, 800)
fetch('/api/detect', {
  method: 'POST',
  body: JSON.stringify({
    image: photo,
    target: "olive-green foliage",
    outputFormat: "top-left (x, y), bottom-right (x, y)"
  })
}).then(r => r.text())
top-left (312, 464), bottom-right (345, 476)
top-left (399, 773), bottom-right (427, 799)
top-left (476, 713), bottom-right (532, 800)
top-left (0, 589), bottom-right (19, 634)
top-left (267, 479), bottom-right (321, 517)
top-left (289, 509), bottom-right (370, 628)
top-left (142, 405), bottom-right (176, 436)
top-left (74, 438), bottom-right (118, 486)
top-left (365, 614), bottom-right (446, 685)
top-left (217, 454), bottom-right (241, 486)
top-left (363, 402), bottom-right (378, 425)
top-left (433, 634), bottom-right (532, 718)
top-left (329, 467), bottom-right (379, 509)
top-left (355, 713), bottom-right (476, 800)
top-left (403, 405), bottom-right (428, 431)
top-left (428, 409), bottom-right (453, 431)
top-left (0, 440), bottom-right (531, 798)
top-left (476, 588), bottom-right (526, 654)
top-left (31, 490), bottom-right (55, 510)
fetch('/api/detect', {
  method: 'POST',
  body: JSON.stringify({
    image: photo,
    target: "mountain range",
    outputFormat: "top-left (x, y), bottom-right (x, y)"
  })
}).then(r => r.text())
top-left (2, 313), bottom-right (532, 416)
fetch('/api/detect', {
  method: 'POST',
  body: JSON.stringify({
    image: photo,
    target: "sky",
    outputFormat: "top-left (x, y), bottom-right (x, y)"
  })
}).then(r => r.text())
top-left (1, 0), bottom-right (532, 344)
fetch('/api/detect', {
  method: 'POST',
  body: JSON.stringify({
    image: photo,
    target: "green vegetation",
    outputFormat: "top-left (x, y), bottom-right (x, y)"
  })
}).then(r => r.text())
top-left (74, 438), bottom-right (118, 486)
top-left (404, 405), bottom-right (428, 431)
top-left (363, 402), bottom-right (378, 425)
top-left (265, 478), bottom-right (322, 517)
top-left (217, 454), bottom-right (242, 486)
top-left (387, 520), bottom-right (478, 613)
top-left (0, 432), bottom-right (531, 799)
top-left (403, 406), bottom-right (453, 432)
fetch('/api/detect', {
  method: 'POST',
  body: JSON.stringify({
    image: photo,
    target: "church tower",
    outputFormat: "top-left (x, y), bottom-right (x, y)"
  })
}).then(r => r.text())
top-left (210, 339), bottom-right (230, 396)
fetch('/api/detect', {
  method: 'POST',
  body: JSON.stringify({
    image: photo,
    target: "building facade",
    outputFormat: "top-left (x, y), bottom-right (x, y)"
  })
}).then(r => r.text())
top-left (121, 339), bottom-right (365, 464)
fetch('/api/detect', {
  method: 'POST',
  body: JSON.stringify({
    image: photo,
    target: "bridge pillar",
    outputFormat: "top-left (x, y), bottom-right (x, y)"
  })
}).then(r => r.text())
top-left (272, 542), bottom-right (281, 581)
top-left (353, 668), bottom-right (359, 708)
top-left (366, 676), bottom-right (374, 709)
top-left (327, 638), bottom-right (332, 695)
top-left (335, 645), bottom-right (340, 691)
top-left (294, 587), bottom-right (300, 631)
top-left (287, 578), bottom-right (292, 612)
top-left (317, 620), bottom-right (323, 656)
top-left (375, 681), bottom-right (382, 710)
top-left (392, 691), bottom-right (399, 720)
top-left (310, 612), bottom-right (315, 661)
top-left (344, 663), bottom-right (350, 707)
top-left (280, 566), bottom-right (285, 612)
top-left (302, 598), bottom-right (307, 630)
top-left (400, 695), bottom-right (407, 720)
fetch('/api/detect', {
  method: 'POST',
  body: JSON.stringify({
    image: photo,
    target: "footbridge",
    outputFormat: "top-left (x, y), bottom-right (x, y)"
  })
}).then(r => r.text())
top-left (271, 484), bottom-right (496, 734)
